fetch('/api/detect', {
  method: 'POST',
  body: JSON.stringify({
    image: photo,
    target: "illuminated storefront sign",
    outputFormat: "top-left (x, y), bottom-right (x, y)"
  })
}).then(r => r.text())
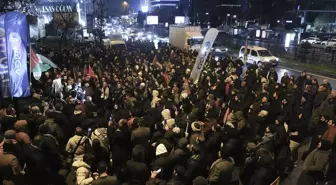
top-left (39, 5), bottom-right (75, 13)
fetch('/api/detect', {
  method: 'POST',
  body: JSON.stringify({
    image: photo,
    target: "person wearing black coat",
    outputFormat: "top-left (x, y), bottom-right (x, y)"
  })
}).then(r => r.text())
top-left (248, 151), bottom-right (276, 185)
top-left (185, 145), bottom-right (205, 185)
top-left (53, 103), bottom-right (72, 141)
top-left (280, 72), bottom-right (290, 86)
top-left (239, 143), bottom-right (258, 185)
top-left (22, 136), bottom-right (50, 185)
top-left (152, 144), bottom-right (174, 181)
top-left (123, 145), bottom-right (149, 185)
top-left (268, 91), bottom-right (282, 124)
top-left (38, 124), bottom-right (63, 184)
top-left (313, 85), bottom-right (328, 109)
top-left (166, 165), bottom-right (187, 185)
top-left (267, 68), bottom-right (278, 83)
top-left (69, 107), bottom-right (86, 131)
top-left (91, 139), bottom-right (110, 173)
top-left (169, 138), bottom-right (190, 167)
top-left (274, 116), bottom-right (291, 179)
top-left (204, 125), bottom-right (222, 166)
top-left (296, 71), bottom-right (307, 91)
top-left (108, 119), bottom-right (131, 178)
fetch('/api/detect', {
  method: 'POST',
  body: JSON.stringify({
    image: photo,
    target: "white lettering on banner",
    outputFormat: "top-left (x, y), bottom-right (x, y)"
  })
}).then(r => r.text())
top-left (39, 5), bottom-right (74, 13)
top-left (190, 28), bottom-right (219, 84)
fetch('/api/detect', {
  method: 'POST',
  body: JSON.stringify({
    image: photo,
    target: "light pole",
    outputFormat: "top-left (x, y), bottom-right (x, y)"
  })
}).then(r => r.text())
top-left (226, 13), bottom-right (230, 25)
top-left (122, 1), bottom-right (129, 15)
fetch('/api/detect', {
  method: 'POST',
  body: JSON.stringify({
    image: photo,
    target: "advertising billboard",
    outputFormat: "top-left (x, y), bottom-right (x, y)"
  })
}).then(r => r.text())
top-left (146, 16), bottom-right (158, 25)
top-left (175, 16), bottom-right (185, 24)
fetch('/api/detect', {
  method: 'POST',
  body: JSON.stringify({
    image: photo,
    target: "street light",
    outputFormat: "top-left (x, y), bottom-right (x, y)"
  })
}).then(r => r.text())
top-left (122, 1), bottom-right (129, 15)
top-left (226, 14), bottom-right (230, 25)
top-left (122, 1), bottom-right (128, 7)
top-left (141, 6), bottom-right (148, 13)
top-left (233, 15), bottom-right (236, 18)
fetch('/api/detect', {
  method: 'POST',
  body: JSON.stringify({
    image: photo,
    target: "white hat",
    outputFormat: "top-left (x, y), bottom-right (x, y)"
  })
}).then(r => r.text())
top-left (181, 92), bottom-right (188, 99)
top-left (140, 83), bottom-right (146, 87)
top-left (156, 144), bottom-right (167, 156)
top-left (165, 119), bottom-right (175, 129)
top-left (172, 127), bottom-right (181, 134)
top-left (161, 109), bottom-right (171, 120)
top-left (191, 121), bottom-right (203, 132)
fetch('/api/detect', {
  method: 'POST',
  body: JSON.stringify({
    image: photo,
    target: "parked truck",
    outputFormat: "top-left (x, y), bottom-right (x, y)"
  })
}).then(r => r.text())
top-left (169, 25), bottom-right (203, 51)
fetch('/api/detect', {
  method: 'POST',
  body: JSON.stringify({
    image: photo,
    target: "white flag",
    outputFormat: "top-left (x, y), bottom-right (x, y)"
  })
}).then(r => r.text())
top-left (190, 28), bottom-right (219, 84)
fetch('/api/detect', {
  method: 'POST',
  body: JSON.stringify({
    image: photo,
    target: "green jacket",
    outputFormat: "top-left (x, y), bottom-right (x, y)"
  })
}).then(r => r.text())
top-left (303, 148), bottom-right (330, 172)
top-left (208, 158), bottom-right (234, 185)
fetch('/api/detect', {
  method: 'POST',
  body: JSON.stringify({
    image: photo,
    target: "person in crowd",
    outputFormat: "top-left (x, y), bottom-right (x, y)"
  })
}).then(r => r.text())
top-left (72, 154), bottom-right (95, 185)
top-left (322, 119), bottom-right (336, 144)
top-left (92, 161), bottom-right (119, 185)
top-left (303, 140), bottom-right (332, 182)
top-left (66, 127), bottom-right (92, 162)
top-left (207, 145), bottom-right (235, 185)
top-left (239, 143), bottom-right (258, 185)
top-left (0, 131), bottom-right (24, 185)
top-left (123, 145), bottom-right (149, 185)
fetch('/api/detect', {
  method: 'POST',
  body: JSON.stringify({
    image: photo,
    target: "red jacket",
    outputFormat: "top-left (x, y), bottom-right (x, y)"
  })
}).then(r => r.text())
top-left (322, 126), bottom-right (336, 144)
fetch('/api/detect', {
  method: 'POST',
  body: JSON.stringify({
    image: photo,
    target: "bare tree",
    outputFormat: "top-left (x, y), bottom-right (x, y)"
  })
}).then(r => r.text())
top-left (54, 12), bottom-right (78, 48)
top-left (93, 0), bottom-right (107, 42)
top-left (0, 0), bottom-right (36, 14)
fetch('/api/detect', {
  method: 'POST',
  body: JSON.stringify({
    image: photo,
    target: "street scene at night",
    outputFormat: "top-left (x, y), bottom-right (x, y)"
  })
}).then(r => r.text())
top-left (1, 0), bottom-right (336, 185)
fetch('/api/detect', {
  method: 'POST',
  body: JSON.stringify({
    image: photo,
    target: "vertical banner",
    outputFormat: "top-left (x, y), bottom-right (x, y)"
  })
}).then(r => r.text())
top-left (5, 12), bottom-right (30, 97)
top-left (0, 14), bottom-right (11, 98)
top-left (190, 28), bottom-right (219, 84)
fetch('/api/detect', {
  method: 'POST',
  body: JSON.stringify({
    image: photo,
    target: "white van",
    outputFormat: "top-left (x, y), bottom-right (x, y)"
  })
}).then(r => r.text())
top-left (238, 46), bottom-right (279, 66)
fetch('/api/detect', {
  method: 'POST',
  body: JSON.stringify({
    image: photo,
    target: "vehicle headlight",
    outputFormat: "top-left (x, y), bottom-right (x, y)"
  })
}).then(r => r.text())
top-left (275, 57), bottom-right (279, 61)
top-left (215, 48), bottom-right (221, 52)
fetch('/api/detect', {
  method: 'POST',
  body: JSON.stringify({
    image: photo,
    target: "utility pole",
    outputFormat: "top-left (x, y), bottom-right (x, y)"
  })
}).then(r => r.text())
top-left (193, 0), bottom-right (196, 25)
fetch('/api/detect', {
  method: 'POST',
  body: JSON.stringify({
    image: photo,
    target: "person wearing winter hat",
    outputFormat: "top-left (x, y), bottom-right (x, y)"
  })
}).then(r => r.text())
top-left (156, 144), bottom-right (168, 156)
top-left (193, 176), bottom-right (208, 185)
top-left (191, 121), bottom-right (203, 132)
top-left (189, 121), bottom-right (204, 147)
top-left (164, 119), bottom-right (176, 130)
top-left (151, 90), bottom-right (161, 108)
top-left (161, 109), bottom-right (172, 120)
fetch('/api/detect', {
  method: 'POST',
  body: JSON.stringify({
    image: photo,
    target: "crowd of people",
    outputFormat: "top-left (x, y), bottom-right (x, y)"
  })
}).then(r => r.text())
top-left (0, 39), bottom-right (336, 185)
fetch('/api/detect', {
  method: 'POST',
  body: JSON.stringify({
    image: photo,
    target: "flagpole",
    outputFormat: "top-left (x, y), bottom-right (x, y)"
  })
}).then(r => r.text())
top-left (29, 43), bottom-right (32, 87)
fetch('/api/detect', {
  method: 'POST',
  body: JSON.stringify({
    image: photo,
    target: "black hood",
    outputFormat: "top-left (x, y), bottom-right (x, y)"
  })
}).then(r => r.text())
top-left (319, 140), bottom-right (332, 151)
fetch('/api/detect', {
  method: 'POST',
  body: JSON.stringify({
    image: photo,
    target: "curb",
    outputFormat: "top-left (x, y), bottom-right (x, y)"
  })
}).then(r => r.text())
top-left (278, 63), bottom-right (336, 80)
